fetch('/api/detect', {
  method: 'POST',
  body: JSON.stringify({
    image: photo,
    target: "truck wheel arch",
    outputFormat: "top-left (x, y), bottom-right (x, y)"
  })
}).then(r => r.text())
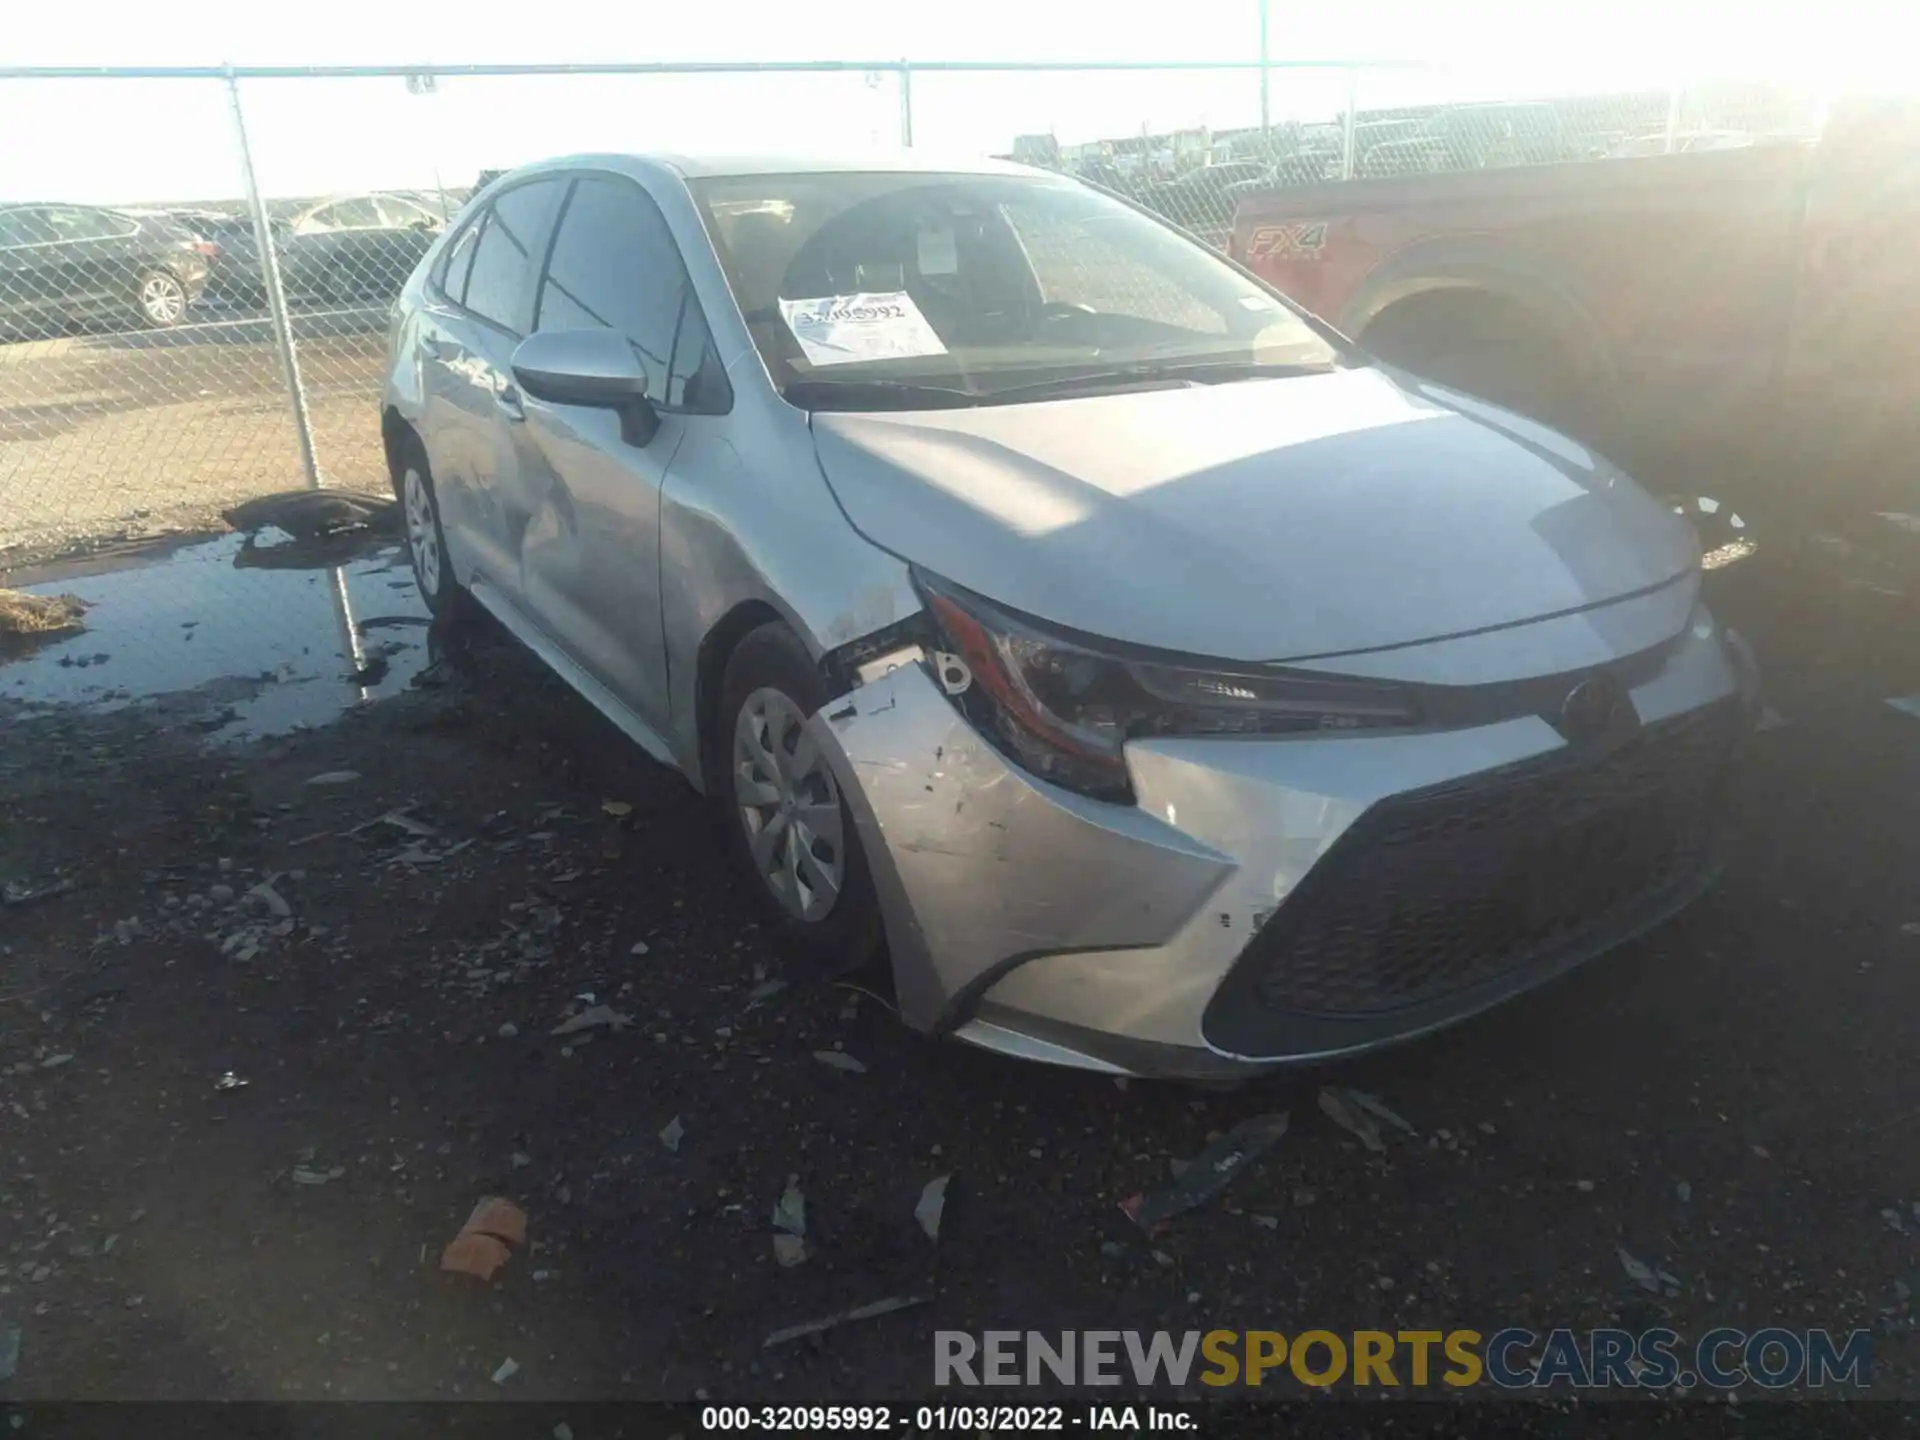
top-left (1341, 239), bottom-right (1620, 441)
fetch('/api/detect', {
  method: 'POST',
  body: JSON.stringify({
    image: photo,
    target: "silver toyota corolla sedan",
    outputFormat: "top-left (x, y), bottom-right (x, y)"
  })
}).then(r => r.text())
top-left (380, 151), bottom-right (1755, 1079)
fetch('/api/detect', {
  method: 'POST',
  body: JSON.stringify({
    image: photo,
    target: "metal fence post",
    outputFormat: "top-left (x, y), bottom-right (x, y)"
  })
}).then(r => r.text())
top-left (225, 67), bottom-right (322, 491)
top-left (1340, 65), bottom-right (1359, 178)
top-left (898, 61), bottom-right (914, 146)
top-left (1257, 0), bottom-right (1270, 133)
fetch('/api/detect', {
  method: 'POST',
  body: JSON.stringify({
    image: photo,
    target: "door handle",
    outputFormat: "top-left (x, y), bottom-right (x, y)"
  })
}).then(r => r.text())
top-left (495, 385), bottom-right (525, 422)
top-left (421, 335), bottom-right (450, 361)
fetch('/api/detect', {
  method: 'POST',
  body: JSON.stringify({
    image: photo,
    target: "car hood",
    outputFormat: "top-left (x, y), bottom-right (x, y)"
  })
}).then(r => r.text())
top-left (808, 366), bottom-right (1697, 663)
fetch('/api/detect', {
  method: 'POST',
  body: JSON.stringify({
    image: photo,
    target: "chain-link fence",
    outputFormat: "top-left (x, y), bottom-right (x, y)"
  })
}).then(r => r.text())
top-left (0, 59), bottom-right (1826, 566)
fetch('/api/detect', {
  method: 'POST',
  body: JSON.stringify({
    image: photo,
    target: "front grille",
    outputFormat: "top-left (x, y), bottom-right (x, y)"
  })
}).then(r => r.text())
top-left (1233, 699), bottom-right (1742, 1018)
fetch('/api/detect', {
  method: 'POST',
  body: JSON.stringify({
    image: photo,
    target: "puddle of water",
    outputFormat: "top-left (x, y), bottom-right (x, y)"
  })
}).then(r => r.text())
top-left (1, 530), bottom-right (433, 741)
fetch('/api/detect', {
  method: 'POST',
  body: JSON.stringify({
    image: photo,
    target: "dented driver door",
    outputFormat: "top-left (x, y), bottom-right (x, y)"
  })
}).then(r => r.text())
top-left (514, 173), bottom-right (719, 736)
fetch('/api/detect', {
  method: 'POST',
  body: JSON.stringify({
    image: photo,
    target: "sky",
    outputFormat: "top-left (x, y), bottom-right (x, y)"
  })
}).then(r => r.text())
top-left (0, 1), bottom-right (1897, 204)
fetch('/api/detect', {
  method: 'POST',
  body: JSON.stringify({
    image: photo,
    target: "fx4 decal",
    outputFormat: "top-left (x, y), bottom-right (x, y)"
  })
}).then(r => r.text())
top-left (1244, 222), bottom-right (1329, 261)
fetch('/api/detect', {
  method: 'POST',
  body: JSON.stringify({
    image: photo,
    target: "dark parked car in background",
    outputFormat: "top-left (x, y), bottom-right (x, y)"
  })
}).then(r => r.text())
top-left (165, 207), bottom-right (263, 301)
top-left (277, 193), bottom-right (446, 304)
top-left (169, 193), bottom-right (449, 308)
top-left (0, 202), bottom-right (213, 336)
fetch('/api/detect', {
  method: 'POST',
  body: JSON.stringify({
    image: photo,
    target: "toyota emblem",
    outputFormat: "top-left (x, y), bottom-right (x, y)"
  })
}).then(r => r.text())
top-left (1558, 673), bottom-right (1634, 744)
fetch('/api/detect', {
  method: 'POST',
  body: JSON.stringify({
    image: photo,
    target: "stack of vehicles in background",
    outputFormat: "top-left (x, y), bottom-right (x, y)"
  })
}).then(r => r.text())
top-left (0, 189), bottom-right (456, 337)
top-left (1020, 88), bottom-right (1803, 250)
top-left (1226, 93), bottom-right (1920, 540)
top-left (177, 191), bottom-right (451, 307)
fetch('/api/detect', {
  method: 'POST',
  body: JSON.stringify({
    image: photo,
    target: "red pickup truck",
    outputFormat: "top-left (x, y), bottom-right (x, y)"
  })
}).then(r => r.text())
top-left (1228, 97), bottom-right (1920, 526)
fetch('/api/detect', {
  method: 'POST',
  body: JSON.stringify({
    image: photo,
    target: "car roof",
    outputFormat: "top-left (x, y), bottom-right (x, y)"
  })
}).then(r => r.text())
top-left (513, 150), bottom-right (1044, 184)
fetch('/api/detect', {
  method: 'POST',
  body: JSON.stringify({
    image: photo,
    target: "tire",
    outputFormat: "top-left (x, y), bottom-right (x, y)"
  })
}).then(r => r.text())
top-left (392, 434), bottom-right (464, 621)
top-left (134, 269), bottom-right (189, 328)
top-left (718, 623), bottom-right (884, 973)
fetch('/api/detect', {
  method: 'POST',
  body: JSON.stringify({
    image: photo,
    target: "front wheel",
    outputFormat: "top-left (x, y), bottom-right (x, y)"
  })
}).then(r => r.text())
top-left (718, 623), bottom-right (883, 972)
top-left (135, 269), bottom-right (188, 328)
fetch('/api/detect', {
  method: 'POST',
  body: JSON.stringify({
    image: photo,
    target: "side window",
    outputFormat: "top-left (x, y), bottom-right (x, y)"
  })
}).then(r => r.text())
top-left (0, 209), bottom-right (55, 247)
top-left (436, 215), bottom-right (484, 304)
top-left (43, 207), bottom-right (118, 242)
top-left (378, 196), bottom-right (437, 229)
top-left (537, 176), bottom-right (723, 409)
top-left (460, 178), bottom-right (567, 334)
top-left (325, 197), bottom-right (384, 229)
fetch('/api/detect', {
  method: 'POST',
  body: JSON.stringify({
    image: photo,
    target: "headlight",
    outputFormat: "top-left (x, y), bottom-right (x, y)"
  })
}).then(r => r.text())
top-left (914, 570), bottom-right (1420, 800)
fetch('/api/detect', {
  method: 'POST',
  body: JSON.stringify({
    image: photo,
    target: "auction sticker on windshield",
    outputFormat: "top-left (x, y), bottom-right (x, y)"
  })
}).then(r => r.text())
top-left (779, 292), bottom-right (949, 367)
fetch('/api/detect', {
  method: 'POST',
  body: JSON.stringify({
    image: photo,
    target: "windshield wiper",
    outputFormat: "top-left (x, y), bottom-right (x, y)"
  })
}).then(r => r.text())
top-left (782, 378), bottom-right (981, 412)
top-left (782, 359), bottom-right (1339, 413)
top-left (975, 358), bottom-right (1338, 404)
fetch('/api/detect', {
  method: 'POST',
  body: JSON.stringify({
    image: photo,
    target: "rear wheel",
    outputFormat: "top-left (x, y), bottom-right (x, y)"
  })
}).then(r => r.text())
top-left (719, 623), bottom-right (883, 972)
top-left (135, 270), bottom-right (188, 328)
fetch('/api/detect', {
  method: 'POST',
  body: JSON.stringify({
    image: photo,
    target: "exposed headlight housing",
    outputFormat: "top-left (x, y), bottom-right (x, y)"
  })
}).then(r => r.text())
top-left (914, 570), bottom-right (1420, 800)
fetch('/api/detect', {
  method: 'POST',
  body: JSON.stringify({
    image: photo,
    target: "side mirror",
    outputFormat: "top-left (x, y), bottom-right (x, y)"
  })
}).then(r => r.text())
top-left (510, 329), bottom-right (659, 446)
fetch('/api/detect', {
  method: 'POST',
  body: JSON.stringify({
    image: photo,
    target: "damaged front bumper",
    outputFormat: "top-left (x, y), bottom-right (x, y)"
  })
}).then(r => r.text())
top-left (811, 616), bottom-right (1745, 1080)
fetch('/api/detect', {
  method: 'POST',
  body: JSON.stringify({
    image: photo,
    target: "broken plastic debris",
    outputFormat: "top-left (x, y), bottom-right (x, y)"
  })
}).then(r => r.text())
top-left (1757, 706), bottom-right (1788, 733)
top-left (813, 1049), bottom-right (868, 1074)
top-left (1317, 1086), bottom-right (1414, 1152)
top-left (772, 1233), bottom-right (808, 1268)
top-left (0, 1325), bottom-right (19, 1383)
top-left (1886, 696), bottom-right (1920, 720)
top-left (746, 979), bottom-right (788, 1006)
top-left (246, 879), bottom-right (292, 918)
top-left (915, 1174), bottom-right (951, 1241)
top-left (550, 1005), bottom-right (633, 1037)
top-left (1618, 1248), bottom-right (1661, 1294)
top-left (773, 1176), bottom-right (806, 1236)
top-left (352, 807), bottom-right (440, 839)
top-left (1120, 1112), bottom-right (1290, 1232)
top-left (1, 877), bottom-right (76, 908)
top-left (762, 1294), bottom-right (929, 1349)
top-left (659, 1116), bottom-right (684, 1153)
top-left (491, 1357), bottom-right (519, 1385)
top-left (1344, 1087), bottom-right (1416, 1135)
top-left (601, 800), bottom-right (633, 817)
top-left (214, 1071), bottom-right (248, 1091)
top-left (290, 1166), bottom-right (345, 1185)
top-left (303, 770), bottom-right (362, 786)
top-left (440, 1197), bottom-right (529, 1282)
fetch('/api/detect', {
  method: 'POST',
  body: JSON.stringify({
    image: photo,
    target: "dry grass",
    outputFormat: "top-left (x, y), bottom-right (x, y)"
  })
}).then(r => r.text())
top-left (0, 588), bottom-right (88, 639)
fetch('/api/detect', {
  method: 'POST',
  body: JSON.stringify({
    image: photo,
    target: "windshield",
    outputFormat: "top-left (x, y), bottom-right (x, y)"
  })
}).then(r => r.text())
top-left (688, 170), bottom-right (1341, 409)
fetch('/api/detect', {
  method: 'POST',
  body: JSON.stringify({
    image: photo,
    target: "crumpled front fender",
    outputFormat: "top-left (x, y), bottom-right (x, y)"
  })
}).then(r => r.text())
top-left (808, 658), bottom-right (1235, 1033)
